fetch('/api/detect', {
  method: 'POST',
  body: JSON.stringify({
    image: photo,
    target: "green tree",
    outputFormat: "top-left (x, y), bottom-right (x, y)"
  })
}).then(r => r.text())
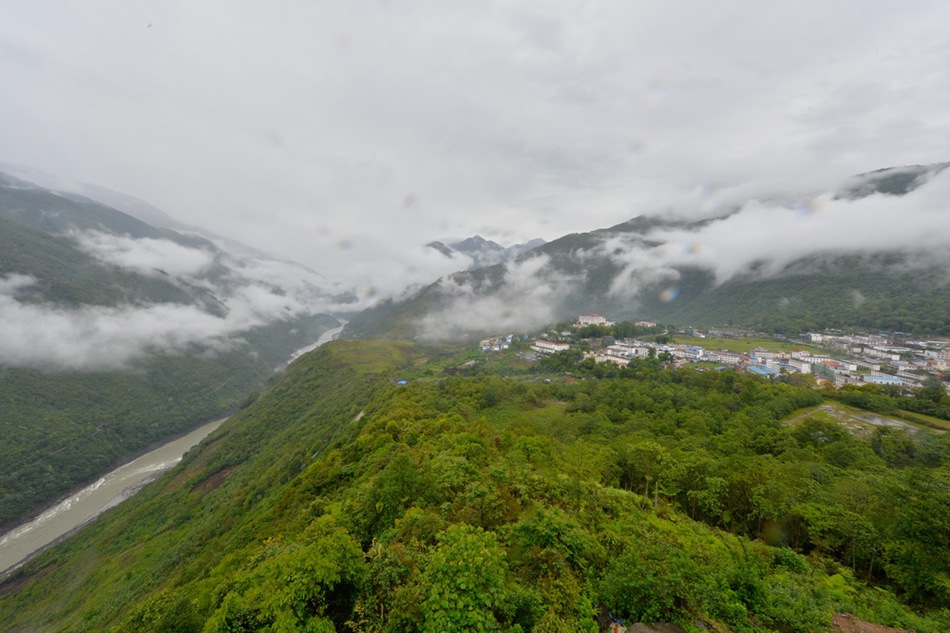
top-left (422, 524), bottom-right (508, 632)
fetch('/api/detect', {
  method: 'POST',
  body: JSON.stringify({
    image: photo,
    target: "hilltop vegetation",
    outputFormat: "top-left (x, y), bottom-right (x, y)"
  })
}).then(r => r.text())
top-left (2, 340), bottom-right (948, 632)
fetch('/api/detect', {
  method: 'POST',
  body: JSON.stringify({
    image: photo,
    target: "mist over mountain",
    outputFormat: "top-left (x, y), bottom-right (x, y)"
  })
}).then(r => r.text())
top-left (0, 170), bottom-right (353, 371)
top-left (349, 163), bottom-right (950, 340)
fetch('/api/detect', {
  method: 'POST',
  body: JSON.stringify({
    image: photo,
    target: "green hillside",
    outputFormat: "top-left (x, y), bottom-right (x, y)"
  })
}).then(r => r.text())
top-left (2, 340), bottom-right (947, 632)
top-left (656, 254), bottom-right (950, 334)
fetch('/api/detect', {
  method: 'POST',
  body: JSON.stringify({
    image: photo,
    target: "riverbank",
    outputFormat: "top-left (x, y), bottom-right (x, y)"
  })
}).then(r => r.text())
top-left (277, 320), bottom-right (347, 370)
top-left (0, 417), bottom-right (227, 576)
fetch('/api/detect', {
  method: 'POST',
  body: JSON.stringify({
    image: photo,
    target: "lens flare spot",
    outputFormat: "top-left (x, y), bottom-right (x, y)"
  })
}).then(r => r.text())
top-left (687, 243), bottom-right (702, 255)
top-left (659, 286), bottom-right (680, 302)
top-left (808, 197), bottom-right (827, 214)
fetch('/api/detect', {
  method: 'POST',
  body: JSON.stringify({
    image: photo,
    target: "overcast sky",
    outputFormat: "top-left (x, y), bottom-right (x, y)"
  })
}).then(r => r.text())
top-left (3, 1), bottom-right (949, 296)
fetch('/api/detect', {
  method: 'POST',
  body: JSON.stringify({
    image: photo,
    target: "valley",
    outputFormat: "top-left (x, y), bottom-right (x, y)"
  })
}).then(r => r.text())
top-left (0, 320), bottom-right (349, 576)
top-left (6, 4), bottom-right (950, 629)
top-left (0, 417), bottom-right (226, 576)
top-left (0, 172), bottom-right (345, 532)
top-left (1, 165), bottom-right (949, 632)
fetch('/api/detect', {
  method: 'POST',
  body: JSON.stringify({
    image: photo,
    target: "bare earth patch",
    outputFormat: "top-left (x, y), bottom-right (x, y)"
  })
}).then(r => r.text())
top-left (832, 613), bottom-right (913, 633)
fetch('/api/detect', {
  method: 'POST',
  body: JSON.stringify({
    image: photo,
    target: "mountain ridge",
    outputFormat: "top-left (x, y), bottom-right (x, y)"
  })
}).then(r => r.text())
top-left (348, 163), bottom-right (950, 341)
top-left (427, 234), bottom-right (546, 270)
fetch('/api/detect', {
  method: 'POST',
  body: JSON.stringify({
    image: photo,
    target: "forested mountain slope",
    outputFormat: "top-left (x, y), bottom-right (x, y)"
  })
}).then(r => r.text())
top-left (2, 340), bottom-right (947, 632)
top-left (0, 173), bottom-right (341, 531)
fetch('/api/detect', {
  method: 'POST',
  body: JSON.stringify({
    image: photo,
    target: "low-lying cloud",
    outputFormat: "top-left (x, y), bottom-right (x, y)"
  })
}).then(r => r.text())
top-left (73, 231), bottom-right (216, 277)
top-left (418, 254), bottom-right (581, 341)
top-left (414, 168), bottom-right (950, 339)
top-left (614, 167), bottom-right (950, 285)
top-left (0, 230), bottom-right (352, 371)
top-left (1, 275), bottom-right (229, 370)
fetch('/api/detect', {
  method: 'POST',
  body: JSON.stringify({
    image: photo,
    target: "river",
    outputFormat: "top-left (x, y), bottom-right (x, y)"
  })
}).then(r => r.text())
top-left (0, 321), bottom-right (346, 576)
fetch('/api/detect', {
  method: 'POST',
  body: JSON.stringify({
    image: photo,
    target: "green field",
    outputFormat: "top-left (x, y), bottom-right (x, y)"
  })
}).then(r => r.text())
top-left (676, 335), bottom-right (823, 354)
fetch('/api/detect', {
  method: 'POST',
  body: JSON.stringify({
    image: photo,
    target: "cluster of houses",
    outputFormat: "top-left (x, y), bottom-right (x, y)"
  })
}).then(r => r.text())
top-left (480, 334), bottom-right (515, 353)
top-left (805, 332), bottom-right (950, 389)
top-left (479, 314), bottom-right (950, 393)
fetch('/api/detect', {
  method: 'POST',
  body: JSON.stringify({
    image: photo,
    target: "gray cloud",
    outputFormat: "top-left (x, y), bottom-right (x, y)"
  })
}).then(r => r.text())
top-left (2, 1), bottom-right (949, 299)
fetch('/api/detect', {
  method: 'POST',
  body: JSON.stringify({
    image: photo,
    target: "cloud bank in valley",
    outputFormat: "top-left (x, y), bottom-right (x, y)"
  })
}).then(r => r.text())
top-left (1, 274), bottom-right (231, 370)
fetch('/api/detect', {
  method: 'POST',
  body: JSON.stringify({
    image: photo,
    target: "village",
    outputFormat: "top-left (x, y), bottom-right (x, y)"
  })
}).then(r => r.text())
top-left (479, 314), bottom-right (950, 394)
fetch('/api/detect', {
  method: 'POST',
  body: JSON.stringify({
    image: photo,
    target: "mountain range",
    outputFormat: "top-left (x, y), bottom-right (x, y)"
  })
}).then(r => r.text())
top-left (4, 161), bottom-right (949, 531)
top-left (349, 163), bottom-right (950, 341)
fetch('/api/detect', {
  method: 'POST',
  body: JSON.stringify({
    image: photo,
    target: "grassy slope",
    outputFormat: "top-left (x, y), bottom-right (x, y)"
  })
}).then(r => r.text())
top-left (2, 341), bottom-right (948, 632)
top-left (0, 340), bottom-right (408, 630)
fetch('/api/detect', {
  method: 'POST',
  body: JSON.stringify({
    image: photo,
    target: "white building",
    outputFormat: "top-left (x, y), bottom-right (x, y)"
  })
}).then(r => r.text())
top-left (707, 351), bottom-right (743, 365)
top-left (787, 358), bottom-right (812, 374)
top-left (864, 374), bottom-right (904, 387)
top-left (531, 340), bottom-right (571, 355)
top-left (577, 314), bottom-right (613, 326)
top-left (586, 352), bottom-right (630, 367)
